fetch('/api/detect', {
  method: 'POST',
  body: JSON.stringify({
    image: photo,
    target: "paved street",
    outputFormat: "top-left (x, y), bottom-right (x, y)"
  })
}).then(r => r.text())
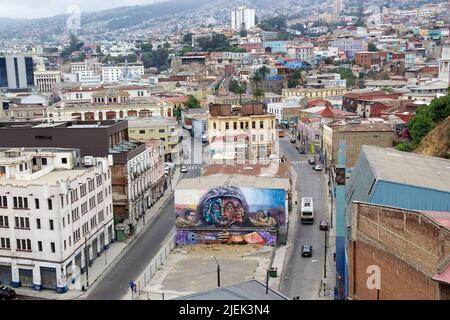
top-left (86, 160), bottom-right (201, 300)
top-left (278, 135), bottom-right (334, 299)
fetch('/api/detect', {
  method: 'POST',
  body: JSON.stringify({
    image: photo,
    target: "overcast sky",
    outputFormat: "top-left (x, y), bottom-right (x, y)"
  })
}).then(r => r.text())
top-left (0, 0), bottom-right (165, 19)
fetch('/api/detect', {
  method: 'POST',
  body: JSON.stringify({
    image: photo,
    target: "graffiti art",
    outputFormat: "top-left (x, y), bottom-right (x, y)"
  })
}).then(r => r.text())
top-left (174, 186), bottom-right (286, 245)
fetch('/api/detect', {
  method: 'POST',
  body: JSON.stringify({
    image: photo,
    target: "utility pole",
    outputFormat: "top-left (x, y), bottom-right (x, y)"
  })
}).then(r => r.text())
top-left (324, 230), bottom-right (327, 279)
top-left (84, 236), bottom-right (89, 288)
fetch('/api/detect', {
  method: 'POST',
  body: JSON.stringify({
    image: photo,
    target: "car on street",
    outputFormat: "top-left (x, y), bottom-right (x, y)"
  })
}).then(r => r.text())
top-left (307, 157), bottom-right (316, 165)
top-left (319, 220), bottom-right (329, 231)
top-left (301, 245), bottom-right (312, 257)
top-left (0, 285), bottom-right (16, 300)
top-left (290, 137), bottom-right (296, 143)
top-left (298, 146), bottom-right (305, 154)
top-left (180, 165), bottom-right (188, 173)
top-left (313, 164), bottom-right (322, 171)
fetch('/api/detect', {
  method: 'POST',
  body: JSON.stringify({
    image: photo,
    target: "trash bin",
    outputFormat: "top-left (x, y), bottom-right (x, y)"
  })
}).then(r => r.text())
top-left (269, 267), bottom-right (277, 278)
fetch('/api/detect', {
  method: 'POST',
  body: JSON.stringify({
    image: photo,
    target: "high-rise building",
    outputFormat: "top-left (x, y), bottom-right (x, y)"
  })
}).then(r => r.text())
top-left (0, 56), bottom-right (34, 91)
top-left (438, 45), bottom-right (450, 85)
top-left (231, 6), bottom-right (255, 31)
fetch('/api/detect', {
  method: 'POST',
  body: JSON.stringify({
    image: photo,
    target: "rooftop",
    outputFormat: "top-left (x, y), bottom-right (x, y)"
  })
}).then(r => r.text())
top-left (363, 146), bottom-right (450, 193)
top-left (175, 174), bottom-right (290, 191)
top-left (174, 280), bottom-right (288, 300)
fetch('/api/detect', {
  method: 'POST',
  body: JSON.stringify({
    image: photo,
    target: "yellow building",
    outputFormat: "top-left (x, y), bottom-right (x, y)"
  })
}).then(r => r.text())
top-left (128, 117), bottom-right (180, 161)
top-left (282, 87), bottom-right (346, 99)
top-left (207, 102), bottom-right (278, 163)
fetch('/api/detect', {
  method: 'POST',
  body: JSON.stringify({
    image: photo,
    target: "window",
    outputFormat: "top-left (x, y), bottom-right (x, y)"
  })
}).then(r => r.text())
top-left (73, 229), bottom-right (81, 243)
top-left (70, 189), bottom-right (78, 203)
top-left (32, 158), bottom-right (37, 165)
top-left (19, 164), bottom-right (23, 171)
top-left (245, 122), bottom-right (249, 129)
top-left (158, 129), bottom-right (165, 133)
top-left (1, 237), bottom-right (11, 249)
top-left (89, 197), bottom-right (96, 209)
top-left (48, 199), bottom-right (52, 210)
top-left (97, 191), bottom-right (103, 204)
top-left (16, 238), bottom-right (31, 251)
top-left (98, 210), bottom-right (105, 223)
top-left (42, 158), bottom-right (47, 165)
top-left (252, 121), bottom-right (256, 129)
top-left (51, 242), bottom-right (55, 253)
top-left (38, 241), bottom-right (42, 252)
top-left (80, 184), bottom-right (87, 197)
top-left (88, 179), bottom-right (95, 191)
top-left (72, 208), bottom-right (79, 222)
top-left (213, 123), bottom-right (217, 130)
top-left (96, 175), bottom-right (102, 186)
top-left (35, 199), bottom-right (40, 209)
top-left (0, 196), bottom-right (7, 208)
top-left (36, 218), bottom-right (41, 229)
top-left (233, 122), bottom-right (237, 130)
top-left (260, 134), bottom-right (264, 141)
top-left (61, 158), bottom-right (67, 164)
top-left (82, 222), bottom-right (89, 236)
top-left (225, 122), bottom-right (229, 130)
top-left (62, 217), bottom-right (65, 228)
top-left (260, 121), bottom-right (264, 129)
top-left (64, 240), bottom-right (66, 251)
top-left (49, 219), bottom-right (54, 231)
top-left (69, 236), bottom-right (72, 247)
top-left (15, 217), bottom-right (30, 229)
top-left (139, 130), bottom-right (145, 134)
top-left (81, 202), bottom-right (88, 215)
top-left (0, 216), bottom-right (8, 227)
top-left (90, 216), bottom-right (97, 229)
top-left (13, 197), bottom-right (28, 209)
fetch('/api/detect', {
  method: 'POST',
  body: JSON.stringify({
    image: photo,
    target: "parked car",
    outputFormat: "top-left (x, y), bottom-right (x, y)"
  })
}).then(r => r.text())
top-left (313, 165), bottom-right (322, 171)
top-left (307, 158), bottom-right (316, 165)
top-left (180, 165), bottom-right (188, 173)
top-left (0, 285), bottom-right (16, 300)
top-left (290, 137), bottom-right (296, 143)
top-left (298, 146), bottom-right (305, 154)
top-left (301, 245), bottom-right (313, 257)
top-left (319, 220), bottom-right (329, 231)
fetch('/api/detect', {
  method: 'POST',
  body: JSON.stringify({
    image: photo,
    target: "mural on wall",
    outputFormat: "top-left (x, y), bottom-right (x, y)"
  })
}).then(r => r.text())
top-left (175, 186), bottom-right (286, 245)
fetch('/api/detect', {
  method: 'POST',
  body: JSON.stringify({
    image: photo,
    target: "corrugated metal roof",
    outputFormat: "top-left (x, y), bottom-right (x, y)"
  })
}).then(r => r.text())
top-left (362, 146), bottom-right (450, 193)
top-left (173, 279), bottom-right (288, 300)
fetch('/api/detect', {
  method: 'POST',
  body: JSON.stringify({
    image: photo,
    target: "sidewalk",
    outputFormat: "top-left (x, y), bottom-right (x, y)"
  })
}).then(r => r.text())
top-left (15, 169), bottom-right (181, 300)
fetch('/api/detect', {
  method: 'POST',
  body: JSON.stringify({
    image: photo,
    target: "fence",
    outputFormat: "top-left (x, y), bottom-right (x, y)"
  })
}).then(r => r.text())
top-left (133, 228), bottom-right (176, 299)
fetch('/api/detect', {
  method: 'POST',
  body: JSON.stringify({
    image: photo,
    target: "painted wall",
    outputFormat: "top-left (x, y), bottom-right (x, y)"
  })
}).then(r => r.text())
top-left (175, 186), bottom-right (286, 245)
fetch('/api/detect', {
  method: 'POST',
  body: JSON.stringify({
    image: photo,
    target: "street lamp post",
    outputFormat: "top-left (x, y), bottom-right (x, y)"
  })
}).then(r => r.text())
top-left (84, 235), bottom-right (90, 288)
top-left (212, 256), bottom-right (220, 287)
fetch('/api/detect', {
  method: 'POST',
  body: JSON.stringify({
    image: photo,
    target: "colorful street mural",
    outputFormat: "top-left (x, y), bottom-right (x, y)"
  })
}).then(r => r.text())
top-left (175, 186), bottom-right (286, 245)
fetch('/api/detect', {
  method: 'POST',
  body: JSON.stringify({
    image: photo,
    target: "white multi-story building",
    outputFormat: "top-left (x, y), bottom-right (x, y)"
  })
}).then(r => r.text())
top-left (101, 64), bottom-right (145, 83)
top-left (438, 45), bottom-right (450, 85)
top-left (70, 61), bottom-right (103, 75)
top-left (34, 70), bottom-right (61, 93)
top-left (231, 6), bottom-right (255, 31)
top-left (0, 148), bottom-right (114, 293)
top-left (75, 70), bottom-right (102, 85)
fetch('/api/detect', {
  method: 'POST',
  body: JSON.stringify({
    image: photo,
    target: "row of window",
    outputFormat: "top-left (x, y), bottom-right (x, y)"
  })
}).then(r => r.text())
top-left (0, 196), bottom-right (53, 210)
top-left (0, 215), bottom-right (55, 230)
top-left (0, 238), bottom-right (56, 253)
top-left (213, 120), bottom-right (268, 131)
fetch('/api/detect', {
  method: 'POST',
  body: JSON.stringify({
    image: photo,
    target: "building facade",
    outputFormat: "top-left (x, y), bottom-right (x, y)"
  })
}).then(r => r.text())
top-left (34, 70), bottom-right (61, 93)
top-left (0, 56), bottom-right (34, 91)
top-left (0, 148), bottom-right (114, 293)
top-left (231, 6), bottom-right (255, 30)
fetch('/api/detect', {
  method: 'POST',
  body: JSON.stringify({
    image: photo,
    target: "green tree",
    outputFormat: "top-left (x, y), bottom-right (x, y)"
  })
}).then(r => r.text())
top-left (395, 142), bottom-right (413, 152)
top-left (184, 95), bottom-right (201, 108)
top-left (140, 42), bottom-right (153, 53)
top-left (368, 42), bottom-right (378, 52)
top-left (336, 67), bottom-right (355, 88)
top-left (408, 106), bottom-right (435, 147)
top-left (258, 65), bottom-right (271, 80)
top-left (182, 33), bottom-right (193, 45)
top-left (142, 48), bottom-right (169, 69)
top-left (253, 88), bottom-right (265, 102)
top-left (428, 94), bottom-right (450, 123)
top-left (173, 106), bottom-right (182, 121)
top-left (250, 72), bottom-right (262, 91)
